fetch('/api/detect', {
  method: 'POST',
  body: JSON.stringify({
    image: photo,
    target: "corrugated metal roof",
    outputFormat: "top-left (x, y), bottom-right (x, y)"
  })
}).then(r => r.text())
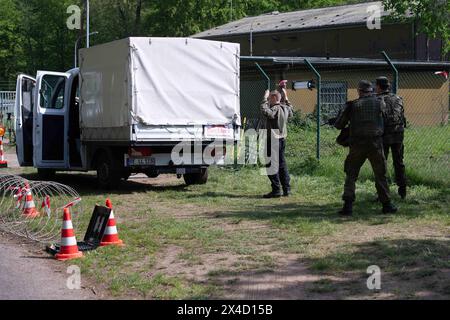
top-left (194, 1), bottom-right (410, 38)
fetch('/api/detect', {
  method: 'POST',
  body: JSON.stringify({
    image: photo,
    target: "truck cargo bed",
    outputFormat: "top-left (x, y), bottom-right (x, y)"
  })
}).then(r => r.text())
top-left (79, 37), bottom-right (241, 143)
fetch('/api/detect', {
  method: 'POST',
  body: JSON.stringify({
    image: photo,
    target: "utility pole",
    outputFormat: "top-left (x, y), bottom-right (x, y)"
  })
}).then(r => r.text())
top-left (86, 0), bottom-right (90, 48)
top-left (250, 18), bottom-right (257, 56)
top-left (229, 0), bottom-right (232, 22)
top-left (75, 32), bottom-right (99, 68)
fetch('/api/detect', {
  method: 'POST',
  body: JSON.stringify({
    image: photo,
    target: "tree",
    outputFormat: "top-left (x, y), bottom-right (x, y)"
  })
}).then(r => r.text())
top-left (0, 0), bottom-right (23, 86)
top-left (383, 0), bottom-right (450, 54)
top-left (0, 0), bottom-right (390, 82)
top-left (15, 0), bottom-right (81, 73)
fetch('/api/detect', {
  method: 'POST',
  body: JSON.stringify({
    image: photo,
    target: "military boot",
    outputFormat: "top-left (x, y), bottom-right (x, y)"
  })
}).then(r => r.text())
top-left (338, 201), bottom-right (353, 216)
top-left (382, 202), bottom-right (398, 214)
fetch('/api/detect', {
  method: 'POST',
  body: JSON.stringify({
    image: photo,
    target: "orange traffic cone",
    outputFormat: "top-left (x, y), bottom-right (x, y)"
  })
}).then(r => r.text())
top-left (0, 136), bottom-right (8, 168)
top-left (100, 199), bottom-right (124, 246)
top-left (55, 208), bottom-right (83, 261)
top-left (22, 183), bottom-right (39, 218)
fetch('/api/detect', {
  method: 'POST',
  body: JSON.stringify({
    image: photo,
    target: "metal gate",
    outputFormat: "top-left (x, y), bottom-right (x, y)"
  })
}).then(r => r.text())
top-left (0, 91), bottom-right (15, 116)
top-left (0, 91), bottom-right (16, 143)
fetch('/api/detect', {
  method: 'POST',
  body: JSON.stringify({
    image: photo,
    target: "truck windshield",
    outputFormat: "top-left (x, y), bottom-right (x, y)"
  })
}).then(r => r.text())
top-left (40, 75), bottom-right (65, 110)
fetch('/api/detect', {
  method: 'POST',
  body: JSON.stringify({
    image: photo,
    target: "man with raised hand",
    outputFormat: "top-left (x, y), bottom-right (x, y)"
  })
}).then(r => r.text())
top-left (261, 89), bottom-right (293, 199)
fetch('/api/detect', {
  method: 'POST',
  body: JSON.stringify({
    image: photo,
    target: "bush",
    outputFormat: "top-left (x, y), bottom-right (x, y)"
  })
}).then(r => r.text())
top-left (289, 110), bottom-right (314, 129)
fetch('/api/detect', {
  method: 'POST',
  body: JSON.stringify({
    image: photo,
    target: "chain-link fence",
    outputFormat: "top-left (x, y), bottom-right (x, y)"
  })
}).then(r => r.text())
top-left (240, 57), bottom-right (450, 188)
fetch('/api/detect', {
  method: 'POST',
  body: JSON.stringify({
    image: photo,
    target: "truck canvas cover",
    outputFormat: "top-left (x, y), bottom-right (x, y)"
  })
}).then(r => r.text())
top-left (79, 37), bottom-right (240, 141)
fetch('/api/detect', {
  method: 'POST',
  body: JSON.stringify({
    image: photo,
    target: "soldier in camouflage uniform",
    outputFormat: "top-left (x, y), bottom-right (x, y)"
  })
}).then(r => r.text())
top-left (376, 77), bottom-right (407, 199)
top-left (334, 80), bottom-right (397, 216)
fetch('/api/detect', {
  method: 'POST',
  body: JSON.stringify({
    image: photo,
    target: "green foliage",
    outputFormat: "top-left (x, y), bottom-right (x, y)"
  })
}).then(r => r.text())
top-left (383, 0), bottom-right (450, 53)
top-left (289, 110), bottom-right (314, 129)
top-left (0, 0), bottom-right (354, 82)
top-left (0, 0), bottom-right (448, 83)
top-left (0, 0), bottom-right (23, 81)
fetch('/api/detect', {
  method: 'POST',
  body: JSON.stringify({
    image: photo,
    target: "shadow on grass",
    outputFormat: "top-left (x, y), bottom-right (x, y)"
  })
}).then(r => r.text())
top-left (304, 238), bottom-right (450, 299)
top-left (184, 192), bottom-right (264, 200)
top-left (210, 202), bottom-right (409, 228)
top-left (206, 184), bottom-right (448, 226)
top-left (18, 172), bottom-right (188, 196)
top-left (209, 239), bottom-right (450, 300)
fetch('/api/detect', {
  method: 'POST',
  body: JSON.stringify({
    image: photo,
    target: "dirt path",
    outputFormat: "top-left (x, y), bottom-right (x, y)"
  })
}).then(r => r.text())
top-left (0, 233), bottom-right (103, 300)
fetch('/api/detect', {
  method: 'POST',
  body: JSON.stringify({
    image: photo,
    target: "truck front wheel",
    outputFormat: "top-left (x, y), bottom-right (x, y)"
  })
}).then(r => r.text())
top-left (96, 152), bottom-right (121, 189)
top-left (183, 168), bottom-right (208, 186)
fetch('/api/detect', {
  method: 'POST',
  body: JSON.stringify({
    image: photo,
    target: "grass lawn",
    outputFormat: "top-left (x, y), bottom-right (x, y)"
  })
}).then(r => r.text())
top-left (5, 124), bottom-right (450, 300)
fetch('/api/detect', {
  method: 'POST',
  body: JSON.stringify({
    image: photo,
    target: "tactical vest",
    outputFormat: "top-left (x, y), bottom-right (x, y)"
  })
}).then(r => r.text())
top-left (349, 96), bottom-right (384, 140)
top-left (379, 93), bottom-right (405, 134)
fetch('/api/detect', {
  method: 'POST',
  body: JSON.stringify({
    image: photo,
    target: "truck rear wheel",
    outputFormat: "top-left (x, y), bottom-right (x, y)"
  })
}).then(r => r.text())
top-left (96, 152), bottom-right (121, 189)
top-left (183, 168), bottom-right (208, 186)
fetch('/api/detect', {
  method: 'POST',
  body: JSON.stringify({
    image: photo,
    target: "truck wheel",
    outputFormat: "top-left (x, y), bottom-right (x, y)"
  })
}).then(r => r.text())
top-left (183, 168), bottom-right (208, 186)
top-left (37, 169), bottom-right (56, 181)
top-left (144, 170), bottom-right (159, 179)
top-left (96, 152), bottom-right (121, 189)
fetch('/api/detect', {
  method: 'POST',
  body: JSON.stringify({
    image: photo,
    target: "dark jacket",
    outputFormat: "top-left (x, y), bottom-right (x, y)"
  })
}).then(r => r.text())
top-left (335, 95), bottom-right (386, 145)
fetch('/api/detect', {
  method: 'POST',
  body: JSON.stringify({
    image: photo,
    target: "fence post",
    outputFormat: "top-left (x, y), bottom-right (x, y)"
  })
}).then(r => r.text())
top-left (304, 59), bottom-right (322, 160)
top-left (0, 93), bottom-right (4, 125)
top-left (381, 51), bottom-right (399, 94)
top-left (255, 62), bottom-right (271, 91)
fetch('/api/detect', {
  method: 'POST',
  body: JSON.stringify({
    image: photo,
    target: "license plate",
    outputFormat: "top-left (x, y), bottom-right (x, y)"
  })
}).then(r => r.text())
top-left (127, 157), bottom-right (156, 166)
top-left (176, 168), bottom-right (186, 175)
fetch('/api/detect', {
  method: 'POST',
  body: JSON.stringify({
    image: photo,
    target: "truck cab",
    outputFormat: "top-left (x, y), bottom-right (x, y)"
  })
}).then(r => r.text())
top-left (16, 69), bottom-right (83, 174)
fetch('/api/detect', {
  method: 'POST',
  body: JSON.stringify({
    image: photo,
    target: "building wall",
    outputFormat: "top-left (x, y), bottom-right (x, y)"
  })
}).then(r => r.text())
top-left (209, 23), bottom-right (415, 60)
top-left (241, 67), bottom-right (449, 126)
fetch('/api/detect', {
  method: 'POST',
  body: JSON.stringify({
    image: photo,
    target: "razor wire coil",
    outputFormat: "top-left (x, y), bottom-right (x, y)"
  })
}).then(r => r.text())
top-left (0, 174), bottom-right (84, 244)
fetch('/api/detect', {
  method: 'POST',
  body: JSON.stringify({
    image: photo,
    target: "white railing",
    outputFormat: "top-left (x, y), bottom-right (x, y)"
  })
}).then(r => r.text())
top-left (0, 91), bottom-right (15, 115)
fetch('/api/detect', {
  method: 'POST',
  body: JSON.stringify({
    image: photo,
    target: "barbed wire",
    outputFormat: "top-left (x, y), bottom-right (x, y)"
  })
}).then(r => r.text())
top-left (0, 174), bottom-right (84, 244)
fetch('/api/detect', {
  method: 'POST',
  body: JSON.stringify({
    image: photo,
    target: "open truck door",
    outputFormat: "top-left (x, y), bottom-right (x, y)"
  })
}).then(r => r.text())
top-left (34, 71), bottom-right (70, 169)
top-left (15, 74), bottom-right (36, 166)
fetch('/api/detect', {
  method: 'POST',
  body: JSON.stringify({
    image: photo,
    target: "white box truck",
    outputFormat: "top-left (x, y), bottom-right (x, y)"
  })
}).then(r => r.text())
top-left (15, 37), bottom-right (241, 187)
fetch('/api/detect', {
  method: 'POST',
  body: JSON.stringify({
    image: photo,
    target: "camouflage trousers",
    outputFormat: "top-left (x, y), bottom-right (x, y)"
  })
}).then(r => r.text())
top-left (343, 138), bottom-right (391, 204)
top-left (384, 142), bottom-right (407, 188)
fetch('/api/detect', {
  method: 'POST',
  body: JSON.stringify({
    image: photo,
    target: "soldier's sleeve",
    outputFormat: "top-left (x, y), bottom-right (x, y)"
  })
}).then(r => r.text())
top-left (398, 96), bottom-right (407, 126)
top-left (261, 101), bottom-right (278, 120)
top-left (334, 102), bottom-right (351, 130)
top-left (380, 97), bottom-right (388, 118)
